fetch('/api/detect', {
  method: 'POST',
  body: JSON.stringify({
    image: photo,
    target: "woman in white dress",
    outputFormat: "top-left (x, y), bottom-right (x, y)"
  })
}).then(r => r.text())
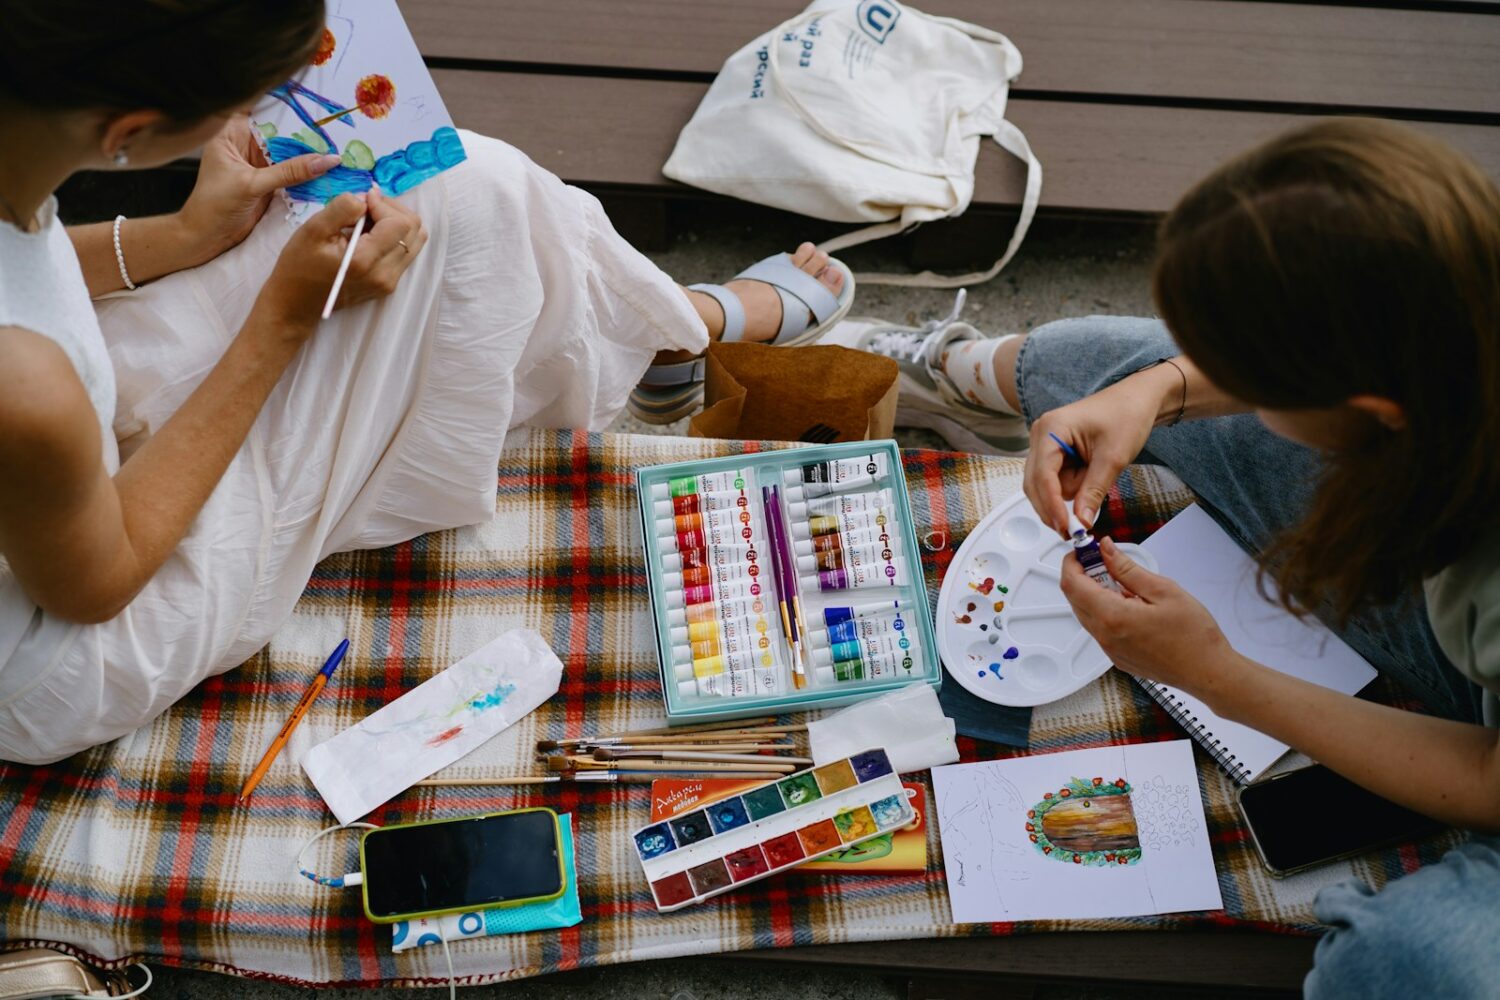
top-left (0, 1), bottom-right (850, 763)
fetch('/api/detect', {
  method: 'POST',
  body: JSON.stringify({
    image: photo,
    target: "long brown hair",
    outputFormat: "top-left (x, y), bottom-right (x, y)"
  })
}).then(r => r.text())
top-left (1153, 118), bottom-right (1500, 621)
top-left (0, 1), bottom-right (324, 122)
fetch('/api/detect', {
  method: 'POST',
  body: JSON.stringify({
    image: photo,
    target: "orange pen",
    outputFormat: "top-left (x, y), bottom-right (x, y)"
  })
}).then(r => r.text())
top-left (238, 638), bottom-right (348, 803)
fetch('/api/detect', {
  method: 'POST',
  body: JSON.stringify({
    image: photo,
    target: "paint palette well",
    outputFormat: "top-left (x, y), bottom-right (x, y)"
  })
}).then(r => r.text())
top-left (632, 748), bottom-right (912, 912)
top-left (936, 493), bottom-right (1158, 707)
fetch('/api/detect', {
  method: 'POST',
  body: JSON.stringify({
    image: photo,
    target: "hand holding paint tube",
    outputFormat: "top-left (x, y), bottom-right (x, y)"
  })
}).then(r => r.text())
top-left (1067, 510), bottom-right (1120, 592)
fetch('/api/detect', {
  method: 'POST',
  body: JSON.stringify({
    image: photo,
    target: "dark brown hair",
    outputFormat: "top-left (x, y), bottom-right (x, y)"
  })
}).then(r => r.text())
top-left (1153, 118), bottom-right (1500, 621)
top-left (0, 0), bottom-right (325, 122)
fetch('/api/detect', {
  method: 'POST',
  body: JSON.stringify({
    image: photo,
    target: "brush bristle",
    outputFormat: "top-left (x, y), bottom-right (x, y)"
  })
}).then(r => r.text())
top-left (593, 749), bottom-right (619, 761)
top-left (535, 740), bottom-right (560, 752)
top-left (545, 757), bottom-right (573, 771)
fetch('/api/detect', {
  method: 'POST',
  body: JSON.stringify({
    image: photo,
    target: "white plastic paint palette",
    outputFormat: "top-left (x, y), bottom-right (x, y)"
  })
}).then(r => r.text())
top-left (936, 493), bottom-right (1157, 707)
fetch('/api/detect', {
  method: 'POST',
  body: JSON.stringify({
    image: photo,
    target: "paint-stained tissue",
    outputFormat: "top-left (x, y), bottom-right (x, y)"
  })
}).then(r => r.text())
top-left (303, 628), bottom-right (563, 823)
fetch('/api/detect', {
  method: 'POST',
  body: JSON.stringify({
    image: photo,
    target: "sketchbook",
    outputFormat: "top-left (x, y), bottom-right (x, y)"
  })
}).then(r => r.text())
top-left (932, 740), bottom-right (1222, 922)
top-left (250, 0), bottom-right (466, 219)
top-left (1138, 504), bottom-right (1377, 785)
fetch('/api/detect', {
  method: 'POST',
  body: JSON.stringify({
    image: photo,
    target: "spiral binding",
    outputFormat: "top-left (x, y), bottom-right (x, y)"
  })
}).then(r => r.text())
top-left (1142, 681), bottom-right (1253, 785)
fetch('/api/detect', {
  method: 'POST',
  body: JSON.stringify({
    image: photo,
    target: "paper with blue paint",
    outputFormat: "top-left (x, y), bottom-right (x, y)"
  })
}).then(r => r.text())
top-left (302, 629), bottom-right (564, 823)
top-left (250, 0), bottom-right (467, 220)
top-left (391, 813), bottom-right (583, 952)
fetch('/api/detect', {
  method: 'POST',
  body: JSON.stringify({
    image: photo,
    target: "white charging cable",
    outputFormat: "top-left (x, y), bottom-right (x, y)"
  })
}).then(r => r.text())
top-left (295, 822), bottom-right (456, 997)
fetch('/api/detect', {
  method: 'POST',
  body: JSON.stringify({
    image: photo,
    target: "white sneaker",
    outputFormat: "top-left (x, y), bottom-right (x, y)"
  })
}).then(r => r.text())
top-left (820, 291), bottom-right (1029, 455)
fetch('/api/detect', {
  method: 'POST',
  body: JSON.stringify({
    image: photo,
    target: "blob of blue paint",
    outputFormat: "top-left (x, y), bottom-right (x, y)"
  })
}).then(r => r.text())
top-left (1003, 646), bottom-right (1020, 660)
top-left (634, 822), bottom-right (676, 860)
top-left (707, 796), bottom-right (751, 834)
top-left (849, 749), bottom-right (894, 782)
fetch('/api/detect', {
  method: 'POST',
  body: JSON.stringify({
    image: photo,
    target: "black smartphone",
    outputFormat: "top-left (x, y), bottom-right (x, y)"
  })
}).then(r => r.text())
top-left (359, 807), bottom-right (565, 923)
top-left (1238, 766), bottom-right (1445, 877)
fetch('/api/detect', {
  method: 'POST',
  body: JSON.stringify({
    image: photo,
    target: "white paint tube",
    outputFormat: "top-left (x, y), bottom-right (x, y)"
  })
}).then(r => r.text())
top-left (652, 468), bottom-right (754, 501)
top-left (795, 541), bottom-right (909, 591)
top-left (784, 452), bottom-right (891, 498)
top-left (801, 488), bottom-right (896, 520)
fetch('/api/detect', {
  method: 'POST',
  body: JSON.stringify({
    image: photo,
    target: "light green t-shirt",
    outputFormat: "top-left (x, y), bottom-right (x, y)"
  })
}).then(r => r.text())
top-left (1424, 530), bottom-right (1500, 727)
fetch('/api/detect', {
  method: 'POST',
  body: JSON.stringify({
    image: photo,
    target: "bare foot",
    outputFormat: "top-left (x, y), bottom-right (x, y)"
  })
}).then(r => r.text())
top-left (652, 243), bottom-right (845, 369)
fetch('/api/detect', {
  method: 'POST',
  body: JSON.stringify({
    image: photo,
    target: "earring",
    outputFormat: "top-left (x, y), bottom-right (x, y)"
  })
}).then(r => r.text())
top-left (112, 149), bottom-right (129, 167)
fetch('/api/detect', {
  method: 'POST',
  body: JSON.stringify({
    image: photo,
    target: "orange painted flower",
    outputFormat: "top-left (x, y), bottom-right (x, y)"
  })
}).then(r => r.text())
top-left (354, 74), bottom-right (397, 119)
top-left (311, 27), bottom-right (336, 66)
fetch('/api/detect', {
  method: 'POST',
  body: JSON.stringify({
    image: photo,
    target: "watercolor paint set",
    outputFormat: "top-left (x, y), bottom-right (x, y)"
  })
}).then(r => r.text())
top-left (935, 492), bottom-right (1158, 707)
top-left (632, 748), bottom-right (914, 911)
top-left (635, 441), bottom-right (942, 722)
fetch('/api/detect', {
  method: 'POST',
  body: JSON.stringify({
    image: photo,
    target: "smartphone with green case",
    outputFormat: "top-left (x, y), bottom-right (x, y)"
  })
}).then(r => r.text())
top-left (359, 807), bottom-right (565, 923)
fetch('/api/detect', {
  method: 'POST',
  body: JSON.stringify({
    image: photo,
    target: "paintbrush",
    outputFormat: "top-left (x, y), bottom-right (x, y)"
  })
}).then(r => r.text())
top-left (594, 748), bottom-right (814, 766)
top-left (568, 742), bottom-right (784, 755)
top-left (415, 770), bottom-right (776, 788)
top-left (548, 756), bottom-right (793, 774)
top-left (537, 730), bottom-right (802, 751)
top-left (536, 716), bottom-right (782, 750)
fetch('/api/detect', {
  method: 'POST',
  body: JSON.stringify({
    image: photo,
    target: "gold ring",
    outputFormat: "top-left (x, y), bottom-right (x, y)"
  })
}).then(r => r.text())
top-left (397, 239), bottom-right (410, 253)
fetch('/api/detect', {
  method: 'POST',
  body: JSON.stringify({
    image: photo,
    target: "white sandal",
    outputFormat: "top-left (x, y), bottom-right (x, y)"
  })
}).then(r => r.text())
top-left (628, 251), bottom-right (856, 424)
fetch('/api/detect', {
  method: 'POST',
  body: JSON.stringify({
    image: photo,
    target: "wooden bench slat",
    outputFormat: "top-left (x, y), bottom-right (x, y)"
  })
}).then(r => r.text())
top-left (411, 0), bottom-right (1500, 116)
top-left (436, 69), bottom-right (1500, 216)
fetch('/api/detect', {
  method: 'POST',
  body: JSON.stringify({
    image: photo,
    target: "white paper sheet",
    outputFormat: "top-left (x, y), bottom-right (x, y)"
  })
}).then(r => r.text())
top-left (251, 0), bottom-right (466, 219)
top-left (302, 628), bottom-right (562, 823)
top-left (932, 740), bottom-right (1222, 922)
top-left (1140, 504), bottom-right (1377, 782)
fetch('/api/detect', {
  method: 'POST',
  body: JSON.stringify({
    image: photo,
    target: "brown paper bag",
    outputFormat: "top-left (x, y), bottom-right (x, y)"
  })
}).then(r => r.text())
top-left (689, 342), bottom-right (898, 442)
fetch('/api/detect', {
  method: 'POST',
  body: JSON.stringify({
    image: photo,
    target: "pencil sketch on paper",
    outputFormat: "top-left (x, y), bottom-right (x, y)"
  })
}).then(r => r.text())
top-left (251, 0), bottom-right (466, 213)
top-left (1026, 776), bottom-right (1142, 867)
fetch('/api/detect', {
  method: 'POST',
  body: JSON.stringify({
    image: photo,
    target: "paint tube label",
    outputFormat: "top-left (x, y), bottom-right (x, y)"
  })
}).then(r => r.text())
top-left (804, 538), bottom-right (903, 574)
top-left (798, 453), bottom-right (890, 497)
top-left (1073, 537), bottom-right (1121, 592)
top-left (825, 610), bottom-right (919, 678)
top-left (671, 567), bottom-right (768, 611)
top-left (808, 542), bottom-right (906, 590)
top-left (692, 659), bottom-right (782, 698)
top-left (672, 516), bottom-right (758, 553)
top-left (807, 506), bottom-right (896, 541)
top-left (809, 524), bottom-right (901, 556)
top-left (663, 503), bottom-right (765, 544)
top-left (822, 600), bottom-right (902, 626)
top-left (662, 488), bottom-right (755, 527)
top-left (669, 468), bottom-right (753, 498)
top-left (806, 488), bottom-right (896, 519)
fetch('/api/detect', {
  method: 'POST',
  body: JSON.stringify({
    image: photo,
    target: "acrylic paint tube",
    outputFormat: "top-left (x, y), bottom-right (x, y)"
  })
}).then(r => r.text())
top-left (797, 488), bottom-right (896, 520)
top-left (794, 506), bottom-right (898, 543)
top-left (662, 544), bottom-right (759, 588)
top-left (809, 638), bottom-right (911, 683)
top-left (811, 609), bottom-right (920, 681)
top-left (657, 502), bottom-right (766, 547)
top-left (821, 600), bottom-right (904, 621)
top-left (1068, 510), bottom-right (1119, 592)
top-left (796, 541), bottom-right (907, 591)
top-left (653, 488), bottom-right (755, 523)
top-left (651, 468), bottom-right (754, 501)
top-left (668, 591), bottom-right (776, 630)
top-left (670, 641), bottom-right (781, 682)
top-left (663, 514), bottom-right (760, 554)
top-left (795, 531), bottom-right (903, 571)
top-left (677, 662), bottom-right (781, 700)
top-left (785, 452), bottom-right (890, 498)
top-left (663, 559), bottom-right (771, 610)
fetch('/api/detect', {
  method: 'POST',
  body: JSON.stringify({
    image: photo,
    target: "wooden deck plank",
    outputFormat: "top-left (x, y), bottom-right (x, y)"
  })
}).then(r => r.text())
top-left (409, 0), bottom-right (1500, 116)
top-left (436, 69), bottom-right (1500, 215)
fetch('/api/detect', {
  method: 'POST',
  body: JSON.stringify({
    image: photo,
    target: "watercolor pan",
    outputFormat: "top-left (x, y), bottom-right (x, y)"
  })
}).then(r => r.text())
top-left (632, 748), bottom-right (915, 912)
top-left (636, 441), bottom-right (943, 725)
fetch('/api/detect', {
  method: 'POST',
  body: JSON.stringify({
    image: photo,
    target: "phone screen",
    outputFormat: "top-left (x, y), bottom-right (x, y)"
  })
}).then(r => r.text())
top-left (1240, 766), bottom-right (1444, 874)
top-left (362, 809), bottom-right (562, 918)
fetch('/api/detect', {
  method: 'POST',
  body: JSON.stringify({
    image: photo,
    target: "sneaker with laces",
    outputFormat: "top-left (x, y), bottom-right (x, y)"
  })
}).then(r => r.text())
top-left (819, 291), bottom-right (1030, 455)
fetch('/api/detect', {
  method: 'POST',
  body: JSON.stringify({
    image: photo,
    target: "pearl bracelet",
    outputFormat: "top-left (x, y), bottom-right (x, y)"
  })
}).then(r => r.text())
top-left (112, 214), bottom-right (137, 291)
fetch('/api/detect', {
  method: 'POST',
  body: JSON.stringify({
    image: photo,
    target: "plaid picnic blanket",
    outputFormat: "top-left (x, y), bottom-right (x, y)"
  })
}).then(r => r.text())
top-left (0, 429), bottom-right (1452, 988)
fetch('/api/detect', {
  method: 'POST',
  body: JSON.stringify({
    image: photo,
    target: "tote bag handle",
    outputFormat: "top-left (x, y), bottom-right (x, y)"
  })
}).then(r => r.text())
top-left (766, 6), bottom-right (1043, 288)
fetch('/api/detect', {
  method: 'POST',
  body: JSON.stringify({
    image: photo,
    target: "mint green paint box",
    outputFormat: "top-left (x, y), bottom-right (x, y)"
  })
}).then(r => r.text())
top-left (636, 440), bottom-right (941, 722)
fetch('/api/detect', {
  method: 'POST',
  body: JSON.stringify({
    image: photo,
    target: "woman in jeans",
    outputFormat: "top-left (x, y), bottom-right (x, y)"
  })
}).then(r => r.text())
top-left (850, 118), bottom-right (1499, 999)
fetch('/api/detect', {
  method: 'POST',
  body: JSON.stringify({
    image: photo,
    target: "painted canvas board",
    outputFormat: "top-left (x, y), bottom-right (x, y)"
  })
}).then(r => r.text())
top-left (251, 0), bottom-right (465, 217)
top-left (931, 740), bottom-right (1223, 922)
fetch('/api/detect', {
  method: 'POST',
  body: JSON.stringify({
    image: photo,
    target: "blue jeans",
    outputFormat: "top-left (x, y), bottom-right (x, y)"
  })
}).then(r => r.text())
top-left (1015, 316), bottom-right (1495, 999)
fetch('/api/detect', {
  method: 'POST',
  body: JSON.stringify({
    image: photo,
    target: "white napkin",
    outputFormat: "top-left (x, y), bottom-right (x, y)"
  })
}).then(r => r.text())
top-left (808, 684), bottom-right (958, 774)
top-left (303, 628), bottom-right (563, 823)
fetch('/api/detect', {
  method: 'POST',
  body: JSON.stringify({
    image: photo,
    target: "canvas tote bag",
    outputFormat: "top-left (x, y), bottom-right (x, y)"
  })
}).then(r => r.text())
top-left (663, 0), bottom-right (1042, 288)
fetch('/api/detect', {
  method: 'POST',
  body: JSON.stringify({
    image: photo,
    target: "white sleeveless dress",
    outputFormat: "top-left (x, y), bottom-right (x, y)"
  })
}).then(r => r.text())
top-left (0, 132), bottom-right (706, 763)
